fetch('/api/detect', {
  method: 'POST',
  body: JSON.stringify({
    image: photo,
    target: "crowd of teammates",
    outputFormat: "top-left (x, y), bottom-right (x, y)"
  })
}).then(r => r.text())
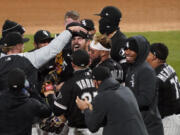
top-left (0, 5), bottom-right (180, 135)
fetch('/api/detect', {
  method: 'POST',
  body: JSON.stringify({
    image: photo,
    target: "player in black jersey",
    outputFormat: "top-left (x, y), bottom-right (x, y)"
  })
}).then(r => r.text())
top-left (147, 43), bottom-right (180, 118)
top-left (147, 43), bottom-right (180, 135)
top-left (89, 34), bottom-right (124, 83)
top-left (43, 50), bottom-right (97, 135)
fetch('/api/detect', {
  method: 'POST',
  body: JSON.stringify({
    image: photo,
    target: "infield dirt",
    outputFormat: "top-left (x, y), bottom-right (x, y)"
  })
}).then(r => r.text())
top-left (0, 0), bottom-right (180, 34)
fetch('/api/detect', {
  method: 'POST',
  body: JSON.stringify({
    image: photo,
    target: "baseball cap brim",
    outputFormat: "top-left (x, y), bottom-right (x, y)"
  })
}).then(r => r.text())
top-left (72, 31), bottom-right (89, 39)
top-left (39, 37), bottom-right (54, 43)
top-left (2, 38), bottom-right (29, 47)
top-left (0, 37), bottom-right (29, 46)
top-left (66, 22), bottom-right (82, 29)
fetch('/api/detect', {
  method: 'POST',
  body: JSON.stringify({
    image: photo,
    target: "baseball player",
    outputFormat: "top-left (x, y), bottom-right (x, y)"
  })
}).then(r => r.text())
top-left (76, 66), bottom-right (149, 135)
top-left (31, 30), bottom-right (55, 92)
top-left (95, 6), bottom-right (128, 79)
top-left (95, 6), bottom-right (127, 63)
top-left (33, 30), bottom-right (54, 49)
top-left (0, 25), bottom-right (87, 92)
top-left (0, 68), bottom-right (51, 135)
top-left (31, 29), bottom-right (55, 135)
top-left (51, 23), bottom-right (90, 83)
top-left (42, 50), bottom-right (97, 135)
top-left (64, 10), bottom-right (80, 28)
top-left (147, 43), bottom-right (180, 135)
top-left (80, 19), bottom-right (96, 40)
top-left (0, 19), bottom-right (29, 57)
top-left (89, 34), bottom-right (124, 83)
top-left (125, 36), bottom-right (164, 135)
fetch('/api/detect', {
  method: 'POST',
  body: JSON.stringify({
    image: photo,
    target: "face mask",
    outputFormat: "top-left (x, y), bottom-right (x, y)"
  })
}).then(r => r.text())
top-left (99, 18), bottom-right (118, 35)
top-left (99, 18), bottom-right (109, 34)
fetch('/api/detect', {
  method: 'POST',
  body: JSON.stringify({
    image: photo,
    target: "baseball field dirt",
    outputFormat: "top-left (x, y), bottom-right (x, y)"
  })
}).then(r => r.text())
top-left (0, 0), bottom-right (180, 34)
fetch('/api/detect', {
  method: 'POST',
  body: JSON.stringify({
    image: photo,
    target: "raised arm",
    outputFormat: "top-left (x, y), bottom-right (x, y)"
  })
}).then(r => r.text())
top-left (19, 26), bottom-right (87, 69)
top-left (19, 30), bottom-right (71, 69)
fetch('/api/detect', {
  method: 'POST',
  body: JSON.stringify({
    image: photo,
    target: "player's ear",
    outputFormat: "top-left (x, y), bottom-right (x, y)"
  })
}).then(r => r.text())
top-left (152, 54), bottom-right (157, 61)
top-left (33, 42), bottom-right (38, 49)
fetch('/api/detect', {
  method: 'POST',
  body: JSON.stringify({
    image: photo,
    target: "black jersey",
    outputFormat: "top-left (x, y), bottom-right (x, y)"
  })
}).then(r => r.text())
top-left (156, 63), bottom-right (180, 118)
top-left (52, 68), bottom-right (97, 128)
top-left (98, 58), bottom-right (124, 82)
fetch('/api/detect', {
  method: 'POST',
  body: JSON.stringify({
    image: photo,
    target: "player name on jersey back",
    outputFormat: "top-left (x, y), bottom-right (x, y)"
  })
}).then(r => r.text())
top-left (157, 65), bottom-right (176, 82)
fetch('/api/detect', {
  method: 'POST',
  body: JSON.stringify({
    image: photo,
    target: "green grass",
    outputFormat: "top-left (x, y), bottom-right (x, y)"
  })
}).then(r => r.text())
top-left (24, 31), bottom-right (180, 78)
top-left (125, 31), bottom-right (180, 78)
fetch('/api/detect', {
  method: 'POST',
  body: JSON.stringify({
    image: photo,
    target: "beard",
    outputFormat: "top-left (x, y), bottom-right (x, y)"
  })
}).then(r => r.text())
top-left (89, 56), bottom-right (101, 69)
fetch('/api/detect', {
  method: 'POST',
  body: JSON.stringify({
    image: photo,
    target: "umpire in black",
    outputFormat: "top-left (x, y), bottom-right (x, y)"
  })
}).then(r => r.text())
top-left (76, 66), bottom-right (148, 135)
top-left (0, 68), bottom-right (51, 135)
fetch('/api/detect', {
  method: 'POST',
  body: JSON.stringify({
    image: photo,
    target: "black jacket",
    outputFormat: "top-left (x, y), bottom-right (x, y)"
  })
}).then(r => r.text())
top-left (0, 89), bottom-right (51, 135)
top-left (125, 36), bottom-right (164, 135)
top-left (84, 78), bottom-right (148, 135)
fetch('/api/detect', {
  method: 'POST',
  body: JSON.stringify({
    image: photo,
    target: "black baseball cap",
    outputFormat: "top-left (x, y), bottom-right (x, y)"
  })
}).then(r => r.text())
top-left (80, 19), bottom-right (95, 31)
top-left (92, 66), bottom-right (111, 81)
top-left (150, 43), bottom-right (169, 60)
top-left (66, 22), bottom-right (89, 39)
top-left (3, 32), bottom-right (29, 47)
top-left (2, 20), bottom-right (26, 37)
top-left (34, 30), bottom-right (53, 44)
top-left (1, 20), bottom-right (29, 44)
top-left (66, 22), bottom-right (82, 29)
top-left (95, 6), bottom-right (122, 22)
top-left (71, 49), bottom-right (90, 67)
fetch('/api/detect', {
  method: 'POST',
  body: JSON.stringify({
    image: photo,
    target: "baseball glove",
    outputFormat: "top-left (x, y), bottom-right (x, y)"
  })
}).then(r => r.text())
top-left (55, 52), bottom-right (64, 75)
top-left (39, 115), bottom-right (67, 134)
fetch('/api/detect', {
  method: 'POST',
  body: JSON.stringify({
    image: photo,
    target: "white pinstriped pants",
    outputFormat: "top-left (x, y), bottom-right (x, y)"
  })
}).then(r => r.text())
top-left (162, 114), bottom-right (180, 135)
